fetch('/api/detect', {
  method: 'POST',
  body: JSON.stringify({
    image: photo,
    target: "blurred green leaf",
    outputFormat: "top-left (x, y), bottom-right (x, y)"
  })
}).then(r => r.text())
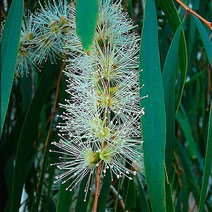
top-left (192, 15), bottom-right (212, 66)
top-left (165, 168), bottom-right (175, 212)
top-left (136, 177), bottom-right (150, 212)
top-left (128, 0), bottom-right (133, 19)
top-left (75, 174), bottom-right (91, 212)
top-left (97, 170), bottom-right (111, 212)
top-left (162, 21), bottom-right (183, 177)
top-left (124, 178), bottom-right (136, 210)
top-left (42, 195), bottom-right (56, 212)
top-left (3, 158), bottom-right (14, 212)
top-left (0, 120), bottom-right (23, 169)
top-left (157, 0), bottom-right (188, 113)
top-left (139, 0), bottom-right (166, 211)
top-left (76, 0), bottom-right (99, 51)
top-left (115, 178), bottom-right (122, 212)
top-left (1, 0), bottom-right (24, 134)
top-left (176, 106), bottom-right (197, 159)
top-left (56, 182), bottom-right (74, 212)
top-left (20, 77), bottom-right (32, 112)
top-left (10, 63), bottom-right (56, 212)
top-left (199, 101), bottom-right (212, 212)
top-left (175, 138), bottom-right (200, 203)
top-left (181, 173), bottom-right (188, 212)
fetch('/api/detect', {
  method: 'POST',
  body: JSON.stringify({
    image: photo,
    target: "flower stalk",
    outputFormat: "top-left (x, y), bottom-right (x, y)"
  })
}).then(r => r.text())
top-left (93, 162), bottom-right (102, 212)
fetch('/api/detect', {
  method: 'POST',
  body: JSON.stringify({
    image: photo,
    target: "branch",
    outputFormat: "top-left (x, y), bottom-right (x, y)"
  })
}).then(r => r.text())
top-left (93, 162), bottom-right (102, 212)
top-left (175, 0), bottom-right (212, 31)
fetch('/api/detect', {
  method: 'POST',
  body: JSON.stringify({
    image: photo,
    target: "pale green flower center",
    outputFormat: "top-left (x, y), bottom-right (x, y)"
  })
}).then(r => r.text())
top-left (100, 147), bottom-right (113, 163)
top-left (83, 149), bottom-right (100, 166)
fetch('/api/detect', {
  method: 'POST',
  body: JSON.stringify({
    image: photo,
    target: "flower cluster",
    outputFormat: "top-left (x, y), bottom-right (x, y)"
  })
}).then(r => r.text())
top-left (50, 0), bottom-right (145, 200)
top-left (15, 0), bottom-right (74, 76)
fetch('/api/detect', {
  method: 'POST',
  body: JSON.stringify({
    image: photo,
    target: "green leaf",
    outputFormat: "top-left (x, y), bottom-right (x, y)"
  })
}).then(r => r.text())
top-left (175, 138), bottom-right (200, 203)
top-left (124, 178), bottom-right (136, 210)
top-left (176, 106), bottom-right (197, 159)
top-left (199, 101), bottom-right (212, 212)
top-left (76, 0), bottom-right (99, 51)
top-left (139, 0), bottom-right (166, 211)
top-left (75, 174), bottom-right (91, 212)
top-left (10, 63), bottom-right (55, 212)
top-left (0, 120), bottom-right (23, 169)
top-left (56, 182), bottom-right (74, 212)
top-left (165, 168), bottom-right (175, 212)
top-left (97, 170), bottom-right (111, 212)
top-left (20, 77), bottom-right (32, 112)
top-left (3, 158), bottom-right (14, 212)
top-left (128, 0), bottom-right (133, 19)
top-left (157, 0), bottom-right (188, 113)
top-left (136, 177), bottom-right (150, 212)
top-left (192, 15), bottom-right (212, 66)
top-left (1, 0), bottom-right (24, 134)
top-left (42, 196), bottom-right (56, 212)
top-left (181, 173), bottom-right (188, 212)
top-left (162, 21), bottom-right (183, 177)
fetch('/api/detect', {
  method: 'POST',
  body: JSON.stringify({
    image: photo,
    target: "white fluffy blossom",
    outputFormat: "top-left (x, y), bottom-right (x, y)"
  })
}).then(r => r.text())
top-left (33, 0), bottom-right (74, 65)
top-left (51, 0), bottom-right (145, 198)
top-left (14, 0), bottom-right (74, 76)
top-left (16, 12), bottom-right (38, 76)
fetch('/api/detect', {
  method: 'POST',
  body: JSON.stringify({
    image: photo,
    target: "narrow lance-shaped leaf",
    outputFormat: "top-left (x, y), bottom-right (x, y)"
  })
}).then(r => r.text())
top-left (176, 106), bottom-right (197, 159)
top-left (165, 167), bottom-right (175, 212)
top-left (136, 177), bottom-right (150, 212)
top-left (139, 0), bottom-right (166, 211)
top-left (128, 0), bottom-right (133, 19)
top-left (75, 174), bottom-right (91, 212)
top-left (199, 101), bottom-right (212, 212)
top-left (124, 178), bottom-right (136, 210)
top-left (1, 0), bottom-right (24, 133)
top-left (56, 181), bottom-right (74, 212)
top-left (192, 15), bottom-right (212, 66)
top-left (76, 0), bottom-right (99, 51)
top-left (162, 21), bottom-right (184, 177)
top-left (97, 170), bottom-right (111, 212)
top-left (157, 0), bottom-right (188, 113)
top-left (175, 138), bottom-right (200, 197)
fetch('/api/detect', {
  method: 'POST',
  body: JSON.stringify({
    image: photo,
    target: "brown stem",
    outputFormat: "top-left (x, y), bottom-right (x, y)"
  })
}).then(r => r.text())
top-left (173, 151), bottom-right (183, 188)
top-left (93, 162), bottom-right (102, 212)
top-left (175, 0), bottom-right (212, 31)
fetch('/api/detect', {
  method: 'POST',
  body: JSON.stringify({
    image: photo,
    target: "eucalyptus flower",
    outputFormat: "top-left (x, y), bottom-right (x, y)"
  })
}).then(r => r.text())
top-left (51, 0), bottom-right (145, 198)
top-left (16, 12), bottom-right (38, 76)
top-left (12, 0), bottom-right (74, 76)
top-left (33, 0), bottom-right (74, 65)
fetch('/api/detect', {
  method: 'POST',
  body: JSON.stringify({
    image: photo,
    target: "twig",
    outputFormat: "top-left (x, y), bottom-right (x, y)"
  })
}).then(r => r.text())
top-left (93, 162), bottom-right (102, 212)
top-left (173, 151), bottom-right (183, 188)
top-left (175, 0), bottom-right (212, 31)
